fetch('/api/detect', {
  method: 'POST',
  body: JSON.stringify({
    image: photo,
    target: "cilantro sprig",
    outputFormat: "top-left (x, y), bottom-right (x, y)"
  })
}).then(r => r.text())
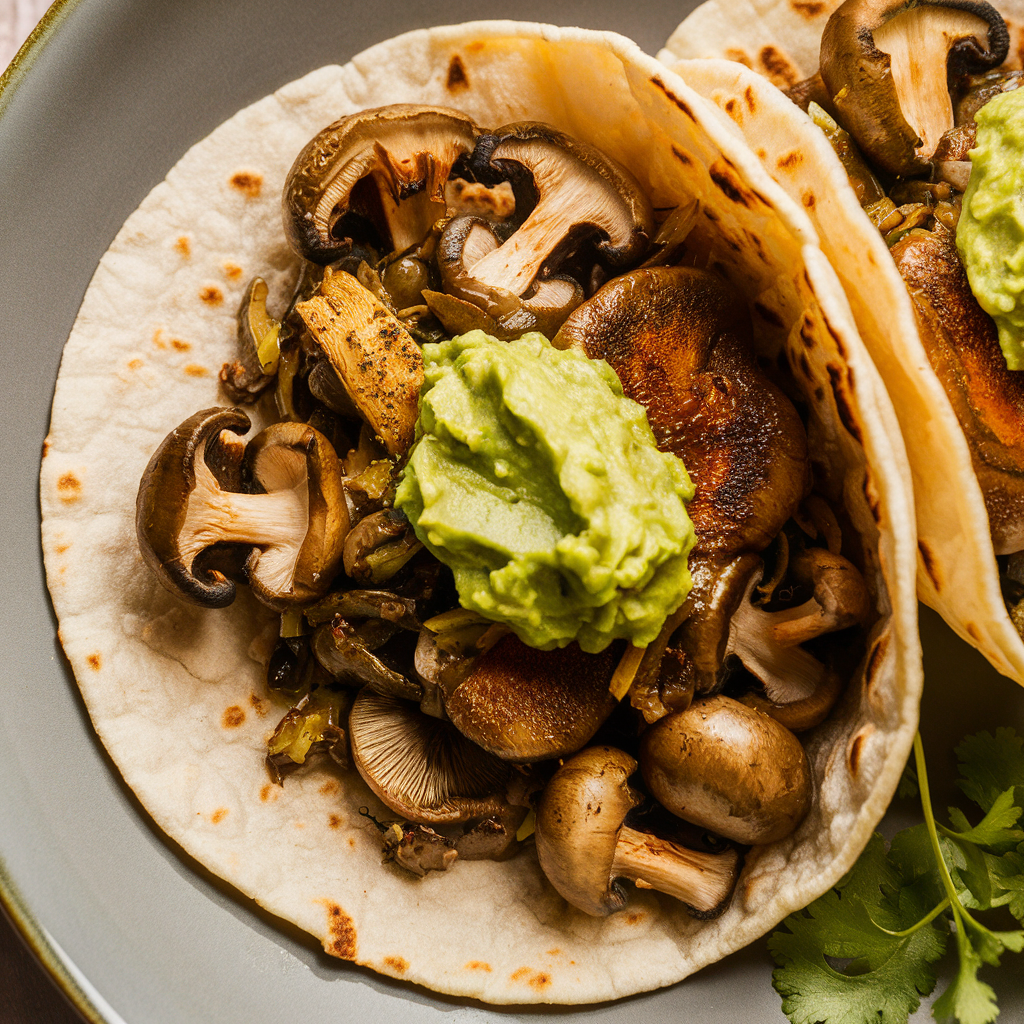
top-left (769, 728), bottom-right (1024, 1024)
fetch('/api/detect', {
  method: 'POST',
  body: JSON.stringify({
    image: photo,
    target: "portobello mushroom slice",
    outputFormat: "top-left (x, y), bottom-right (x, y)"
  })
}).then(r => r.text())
top-left (283, 104), bottom-right (478, 263)
top-left (555, 266), bottom-right (810, 558)
top-left (891, 228), bottom-right (1024, 553)
top-left (137, 410), bottom-right (348, 609)
top-left (819, 0), bottom-right (1008, 176)
top-left (296, 268), bottom-right (424, 455)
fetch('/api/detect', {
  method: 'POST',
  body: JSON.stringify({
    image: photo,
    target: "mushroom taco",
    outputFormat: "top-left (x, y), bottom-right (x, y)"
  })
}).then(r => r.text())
top-left (40, 22), bottom-right (919, 1004)
top-left (662, 0), bottom-right (1024, 687)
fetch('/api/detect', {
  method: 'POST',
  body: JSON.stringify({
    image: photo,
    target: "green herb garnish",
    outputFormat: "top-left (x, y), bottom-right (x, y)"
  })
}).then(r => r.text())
top-left (770, 728), bottom-right (1024, 1024)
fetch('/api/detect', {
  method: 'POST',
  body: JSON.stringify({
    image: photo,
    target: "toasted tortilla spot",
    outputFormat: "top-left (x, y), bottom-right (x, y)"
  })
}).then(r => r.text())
top-left (211, 808), bottom-right (229, 824)
top-left (777, 150), bottom-right (803, 171)
top-left (798, 351), bottom-right (813, 380)
top-left (465, 961), bottom-right (492, 971)
top-left (56, 543), bottom-right (69, 554)
top-left (184, 364), bottom-right (209, 377)
top-left (248, 692), bottom-right (267, 716)
top-left (174, 236), bottom-right (191, 258)
top-left (745, 85), bottom-right (757, 113)
top-left (758, 45), bottom-right (800, 87)
top-left (328, 814), bottom-right (342, 829)
top-left (802, 191), bottom-right (816, 209)
top-left (319, 780), bottom-right (339, 796)
top-left (152, 329), bottom-right (167, 350)
top-left (626, 911), bottom-right (646, 925)
top-left (791, 0), bottom-right (826, 15)
top-left (510, 967), bottom-right (532, 983)
top-left (348, 838), bottom-right (356, 848)
top-left (814, 385), bottom-right (826, 402)
top-left (756, 147), bottom-right (768, 160)
top-left (322, 903), bottom-right (357, 961)
top-left (650, 76), bottom-right (697, 121)
top-left (259, 784), bottom-right (276, 803)
top-left (230, 170), bottom-right (263, 199)
top-left (222, 261), bottom-right (243, 281)
top-left (866, 633), bottom-right (890, 695)
top-left (87, 653), bottom-right (101, 671)
top-left (671, 144), bottom-right (693, 166)
top-left (546, 948), bottom-right (562, 957)
top-left (724, 97), bottom-right (740, 119)
top-left (384, 956), bottom-right (408, 974)
top-left (709, 159), bottom-right (752, 206)
top-left (918, 540), bottom-right (942, 591)
top-left (58, 473), bottom-right (82, 503)
top-left (967, 622), bottom-right (983, 643)
top-left (529, 973), bottom-right (552, 991)
top-left (826, 364), bottom-right (864, 444)
top-left (172, 339), bottom-right (191, 351)
top-left (800, 316), bottom-right (816, 348)
top-left (42, 439), bottom-right (51, 458)
top-left (754, 301), bottom-right (785, 329)
top-left (199, 285), bottom-right (224, 306)
top-left (127, 358), bottom-right (143, 370)
top-left (447, 54), bottom-right (469, 91)
top-left (847, 726), bottom-right (874, 776)
top-left (703, 207), bottom-right (720, 223)
top-left (724, 47), bottom-right (753, 68)
top-left (222, 705), bottom-right (245, 728)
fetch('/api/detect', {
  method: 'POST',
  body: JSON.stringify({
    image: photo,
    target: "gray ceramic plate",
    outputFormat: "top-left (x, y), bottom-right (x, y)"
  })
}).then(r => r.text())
top-left (3, 1), bottom-right (1024, 1021)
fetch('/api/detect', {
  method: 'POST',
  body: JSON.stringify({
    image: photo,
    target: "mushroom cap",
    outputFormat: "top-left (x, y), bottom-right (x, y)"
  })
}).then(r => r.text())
top-left (136, 407), bottom-right (251, 607)
top-left (349, 689), bottom-right (511, 824)
top-left (820, 0), bottom-right (1008, 176)
top-left (640, 695), bottom-right (812, 845)
top-left (555, 266), bottom-right (810, 558)
top-left (534, 746), bottom-right (642, 917)
top-left (283, 104), bottom-right (478, 262)
top-left (241, 420), bottom-right (349, 609)
top-left (467, 121), bottom-right (654, 296)
top-left (442, 633), bottom-right (620, 762)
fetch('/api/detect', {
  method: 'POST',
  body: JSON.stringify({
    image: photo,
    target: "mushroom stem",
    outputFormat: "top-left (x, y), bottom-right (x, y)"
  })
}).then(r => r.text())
top-left (609, 826), bottom-right (740, 914)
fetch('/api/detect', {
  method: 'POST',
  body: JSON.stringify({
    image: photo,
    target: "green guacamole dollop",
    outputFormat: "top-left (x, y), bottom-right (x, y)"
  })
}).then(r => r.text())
top-left (957, 87), bottom-right (1024, 369)
top-left (395, 331), bottom-right (696, 653)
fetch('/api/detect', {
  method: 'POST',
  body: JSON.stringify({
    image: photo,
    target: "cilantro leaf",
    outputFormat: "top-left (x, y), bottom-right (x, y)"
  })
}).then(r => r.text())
top-left (943, 789), bottom-right (1024, 849)
top-left (932, 934), bottom-right (999, 1024)
top-left (956, 729), bottom-right (1024, 814)
top-left (769, 834), bottom-right (946, 1024)
top-left (994, 847), bottom-right (1024, 922)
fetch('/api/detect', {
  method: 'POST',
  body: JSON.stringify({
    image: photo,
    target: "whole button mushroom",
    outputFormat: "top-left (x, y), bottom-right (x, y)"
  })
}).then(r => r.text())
top-left (640, 695), bottom-right (812, 846)
top-left (535, 746), bottom-right (741, 918)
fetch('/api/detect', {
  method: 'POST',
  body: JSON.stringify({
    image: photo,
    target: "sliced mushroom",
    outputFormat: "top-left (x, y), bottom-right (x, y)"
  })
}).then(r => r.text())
top-left (312, 622), bottom-right (421, 701)
top-left (639, 695), bottom-right (812, 845)
top-left (534, 746), bottom-right (741, 917)
top-left (555, 267), bottom-right (810, 559)
top-left (343, 508), bottom-right (424, 584)
top-left (819, 0), bottom-right (1008, 176)
top-left (440, 633), bottom-right (620, 762)
top-left (283, 104), bottom-right (478, 263)
top-left (137, 410), bottom-right (348, 609)
top-left (265, 686), bottom-right (352, 783)
top-left (428, 214), bottom-right (583, 339)
top-left (296, 268), bottom-right (424, 455)
top-left (465, 122), bottom-right (654, 298)
top-left (220, 277), bottom-right (280, 403)
top-left (348, 689), bottom-right (512, 824)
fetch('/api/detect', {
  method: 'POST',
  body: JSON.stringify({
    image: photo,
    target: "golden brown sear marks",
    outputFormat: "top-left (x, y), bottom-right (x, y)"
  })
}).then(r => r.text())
top-left (322, 902), bottom-right (357, 960)
top-left (222, 705), bottom-right (245, 728)
top-left (230, 170), bottom-right (263, 198)
top-left (58, 472), bottom-right (82, 503)
top-left (447, 54), bottom-right (469, 91)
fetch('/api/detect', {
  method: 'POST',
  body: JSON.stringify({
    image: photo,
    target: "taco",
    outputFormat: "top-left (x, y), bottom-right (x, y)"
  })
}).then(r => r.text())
top-left (662, 0), bottom-right (1024, 686)
top-left (39, 21), bottom-right (919, 1004)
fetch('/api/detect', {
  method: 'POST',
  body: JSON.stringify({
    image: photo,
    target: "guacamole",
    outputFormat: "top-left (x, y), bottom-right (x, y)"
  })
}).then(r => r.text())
top-left (957, 86), bottom-right (1024, 370)
top-left (395, 331), bottom-right (695, 653)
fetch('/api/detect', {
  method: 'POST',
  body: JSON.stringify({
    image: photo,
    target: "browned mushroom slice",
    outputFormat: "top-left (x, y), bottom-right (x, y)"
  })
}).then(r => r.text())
top-left (555, 266), bottom-right (810, 558)
top-left (441, 633), bottom-right (620, 762)
top-left (137, 410), bottom-right (348, 609)
top-left (466, 122), bottom-right (654, 297)
top-left (348, 689), bottom-right (512, 825)
top-left (296, 268), bottom-right (423, 455)
top-left (819, 0), bottom-right (1008, 176)
top-left (891, 228), bottom-right (1024, 553)
top-left (639, 695), bottom-right (812, 845)
top-left (534, 746), bottom-right (741, 918)
top-left (283, 104), bottom-right (478, 263)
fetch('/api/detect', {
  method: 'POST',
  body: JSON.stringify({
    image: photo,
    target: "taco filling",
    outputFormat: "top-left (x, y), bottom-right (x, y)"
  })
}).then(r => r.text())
top-left (136, 104), bottom-right (873, 915)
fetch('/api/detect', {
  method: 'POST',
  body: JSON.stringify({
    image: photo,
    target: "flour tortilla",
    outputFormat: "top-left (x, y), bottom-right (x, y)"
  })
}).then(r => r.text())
top-left (661, 1), bottom-right (1024, 688)
top-left (40, 22), bottom-right (920, 1004)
